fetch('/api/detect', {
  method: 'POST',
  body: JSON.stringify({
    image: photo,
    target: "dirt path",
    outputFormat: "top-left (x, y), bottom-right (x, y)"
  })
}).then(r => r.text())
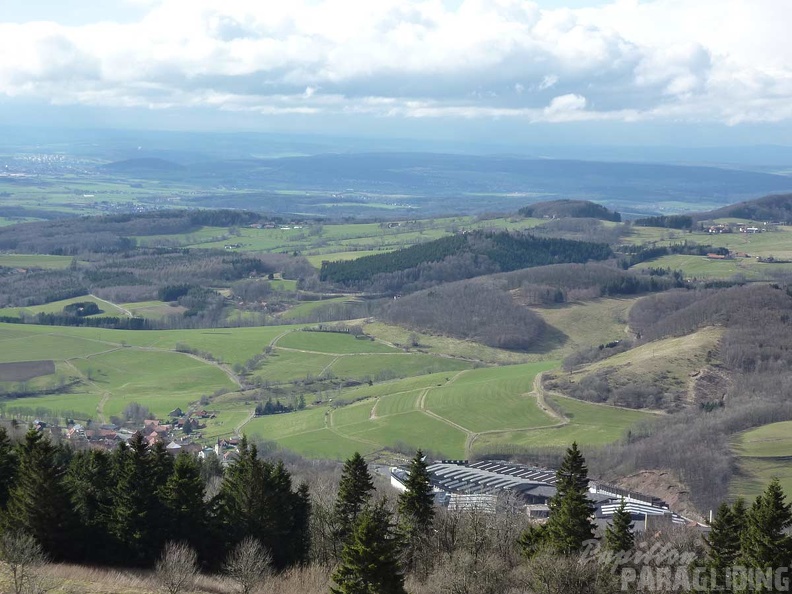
top-left (533, 371), bottom-right (568, 423)
top-left (235, 410), bottom-right (256, 436)
top-left (89, 294), bottom-right (134, 318)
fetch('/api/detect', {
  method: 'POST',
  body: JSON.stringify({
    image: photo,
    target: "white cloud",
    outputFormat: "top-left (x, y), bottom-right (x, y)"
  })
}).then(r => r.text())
top-left (0, 0), bottom-right (790, 125)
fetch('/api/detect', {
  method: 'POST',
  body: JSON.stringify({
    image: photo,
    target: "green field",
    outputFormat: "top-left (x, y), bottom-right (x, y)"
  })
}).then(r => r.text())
top-left (733, 422), bottom-right (792, 499)
top-left (70, 350), bottom-right (236, 418)
top-left (472, 394), bottom-right (654, 452)
top-left (0, 295), bottom-right (130, 319)
top-left (120, 300), bottom-right (186, 319)
top-left (275, 331), bottom-right (399, 354)
top-left (0, 254), bottom-right (74, 269)
top-left (279, 297), bottom-right (352, 320)
top-left (0, 323), bottom-right (295, 365)
top-left (242, 358), bottom-right (654, 460)
top-left (426, 363), bottom-right (557, 432)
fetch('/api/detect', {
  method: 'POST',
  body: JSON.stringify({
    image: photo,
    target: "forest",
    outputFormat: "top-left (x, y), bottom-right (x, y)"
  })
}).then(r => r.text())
top-left (517, 199), bottom-right (622, 222)
top-left (319, 231), bottom-right (613, 290)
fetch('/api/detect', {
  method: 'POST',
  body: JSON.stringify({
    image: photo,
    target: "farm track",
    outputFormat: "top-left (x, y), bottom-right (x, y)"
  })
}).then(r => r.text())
top-left (88, 294), bottom-right (134, 318)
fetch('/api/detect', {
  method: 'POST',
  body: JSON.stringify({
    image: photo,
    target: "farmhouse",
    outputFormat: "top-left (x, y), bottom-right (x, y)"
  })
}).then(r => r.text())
top-left (391, 460), bottom-right (695, 530)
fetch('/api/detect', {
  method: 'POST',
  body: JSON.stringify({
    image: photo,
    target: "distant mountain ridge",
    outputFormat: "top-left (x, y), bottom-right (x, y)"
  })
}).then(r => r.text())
top-left (696, 193), bottom-right (792, 222)
top-left (100, 157), bottom-right (186, 173)
top-left (518, 199), bottom-right (621, 222)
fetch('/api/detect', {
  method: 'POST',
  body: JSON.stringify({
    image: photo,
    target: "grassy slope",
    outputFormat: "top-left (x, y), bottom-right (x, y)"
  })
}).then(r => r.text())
top-left (733, 421), bottom-right (792, 499)
top-left (0, 295), bottom-right (130, 318)
top-left (545, 327), bottom-right (723, 410)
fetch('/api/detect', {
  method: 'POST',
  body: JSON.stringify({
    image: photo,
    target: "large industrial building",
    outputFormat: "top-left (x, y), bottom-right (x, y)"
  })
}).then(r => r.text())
top-left (391, 460), bottom-right (699, 530)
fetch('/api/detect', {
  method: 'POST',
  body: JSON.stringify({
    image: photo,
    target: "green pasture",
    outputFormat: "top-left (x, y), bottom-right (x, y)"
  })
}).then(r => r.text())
top-left (530, 297), bottom-right (637, 357)
top-left (121, 300), bottom-right (186, 320)
top-left (253, 350), bottom-right (337, 383)
top-left (69, 349), bottom-right (236, 418)
top-left (632, 254), bottom-right (773, 279)
top-left (305, 250), bottom-right (390, 268)
top-left (425, 362), bottom-right (557, 432)
top-left (332, 401), bottom-right (375, 427)
top-left (0, 323), bottom-right (300, 365)
top-left (0, 295), bottom-right (129, 319)
top-left (732, 421), bottom-right (792, 499)
top-left (0, 329), bottom-right (116, 363)
top-left (276, 429), bottom-right (377, 460)
top-left (2, 392), bottom-right (102, 420)
top-left (375, 390), bottom-right (423, 416)
top-left (279, 297), bottom-right (351, 320)
top-left (472, 394), bottom-right (654, 452)
top-left (275, 331), bottom-right (399, 354)
top-left (363, 322), bottom-right (536, 365)
top-left (245, 407), bottom-right (327, 440)
top-left (333, 411), bottom-right (467, 459)
top-left (327, 353), bottom-right (472, 380)
top-left (0, 254), bottom-right (74, 269)
top-left (331, 372), bottom-right (456, 405)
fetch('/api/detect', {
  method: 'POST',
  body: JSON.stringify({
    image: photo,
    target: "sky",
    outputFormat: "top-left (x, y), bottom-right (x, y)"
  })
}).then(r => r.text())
top-left (1, 0), bottom-right (792, 147)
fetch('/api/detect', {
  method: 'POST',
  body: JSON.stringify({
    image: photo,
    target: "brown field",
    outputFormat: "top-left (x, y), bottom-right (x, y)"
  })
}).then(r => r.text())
top-left (0, 359), bottom-right (56, 382)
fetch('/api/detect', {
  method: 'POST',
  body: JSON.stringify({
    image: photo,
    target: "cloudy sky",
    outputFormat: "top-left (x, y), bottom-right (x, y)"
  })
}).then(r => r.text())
top-left (1, 0), bottom-right (791, 146)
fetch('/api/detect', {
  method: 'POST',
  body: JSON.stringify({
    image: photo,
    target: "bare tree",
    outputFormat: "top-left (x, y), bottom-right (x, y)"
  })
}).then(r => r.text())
top-left (0, 530), bottom-right (48, 594)
top-left (223, 537), bottom-right (271, 594)
top-left (155, 541), bottom-right (198, 594)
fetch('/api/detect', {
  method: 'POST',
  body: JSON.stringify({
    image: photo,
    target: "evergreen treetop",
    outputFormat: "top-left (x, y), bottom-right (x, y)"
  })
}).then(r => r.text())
top-left (397, 449), bottom-right (435, 534)
top-left (741, 478), bottom-right (792, 572)
top-left (331, 501), bottom-right (406, 594)
top-left (334, 452), bottom-right (375, 542)
top-left (543, 442), bottom-right (595, 555)
top-left (604, 499), bottom-right (634, 554)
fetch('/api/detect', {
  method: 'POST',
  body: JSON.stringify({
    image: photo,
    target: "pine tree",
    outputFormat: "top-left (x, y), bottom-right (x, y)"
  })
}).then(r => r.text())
top-left (397, 449), bottom-right (435, 534)
top-left (216, 437), bottom-right (309, 570)
top-left (64, 449), bottom-right (113, 564)
top-left (741, 478), bottom-right (792, 575)
top-left (397, 449), bottom-right (435, 574)
top-left (162, 452), bottom-right (206, 552)
top-left (0, 426), bottom-right (17, 511)
top-left (2, 429), bottom-right (74, 560)
top-left (704, 499), bottom-right (746, 593)
top-left (109, 433), bottom-right (161, 565)
top-left (291, 482), bottom-right (311, 566)
top-left (604, 499), bottom-right (634, 554)
top-left (331, 501), bottom-right (406, 594)
top-left (334, 452), bottom-right (375, 544)
top-left (539, 442), bottom-right (595, 555)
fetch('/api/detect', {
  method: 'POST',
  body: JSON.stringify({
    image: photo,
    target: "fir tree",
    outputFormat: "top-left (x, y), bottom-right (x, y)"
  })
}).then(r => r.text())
top-left (291, 482), bottom-right (312, 566)
top-left (741, 478), bottom-right (792, 575)
top-left (604, 499), bottom-right (634, 554)
top-left (0, 426), bottom-right (16, 511)
top-left (526, 442), bottom-right (595, 556)
top-left (331, 501), bottom-right (406, 594)
top-left (216, 437), bottom-right (309, 570)
top-left (397, 449), bottom-right (435, 574)
top-left (64, 449), bottom-right (113, 563)
top-left (162, 452), bottom-right (207, 552)
top-left (2, 429), bottom-right (74, 560)
top-left (334, 452), bottom-right (375, 544)
top-left (109, 433), bottom-right (162, 565)
top-left (704, 499), bottom-right (746, 593)
top-left (397, 449), bottom-right (435, 534)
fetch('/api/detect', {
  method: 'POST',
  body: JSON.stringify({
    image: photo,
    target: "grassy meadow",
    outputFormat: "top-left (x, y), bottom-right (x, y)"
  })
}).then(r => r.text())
top-left (733, 422), bottom-right (792, 499)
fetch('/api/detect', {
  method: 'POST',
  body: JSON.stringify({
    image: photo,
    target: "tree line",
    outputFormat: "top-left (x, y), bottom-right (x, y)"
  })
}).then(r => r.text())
top-left (319, 231), bottom-right (613, 290)
top-left (0, 429), bottom-right (308, 570)
top-left (3, 434), bottom-right (792, 594)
